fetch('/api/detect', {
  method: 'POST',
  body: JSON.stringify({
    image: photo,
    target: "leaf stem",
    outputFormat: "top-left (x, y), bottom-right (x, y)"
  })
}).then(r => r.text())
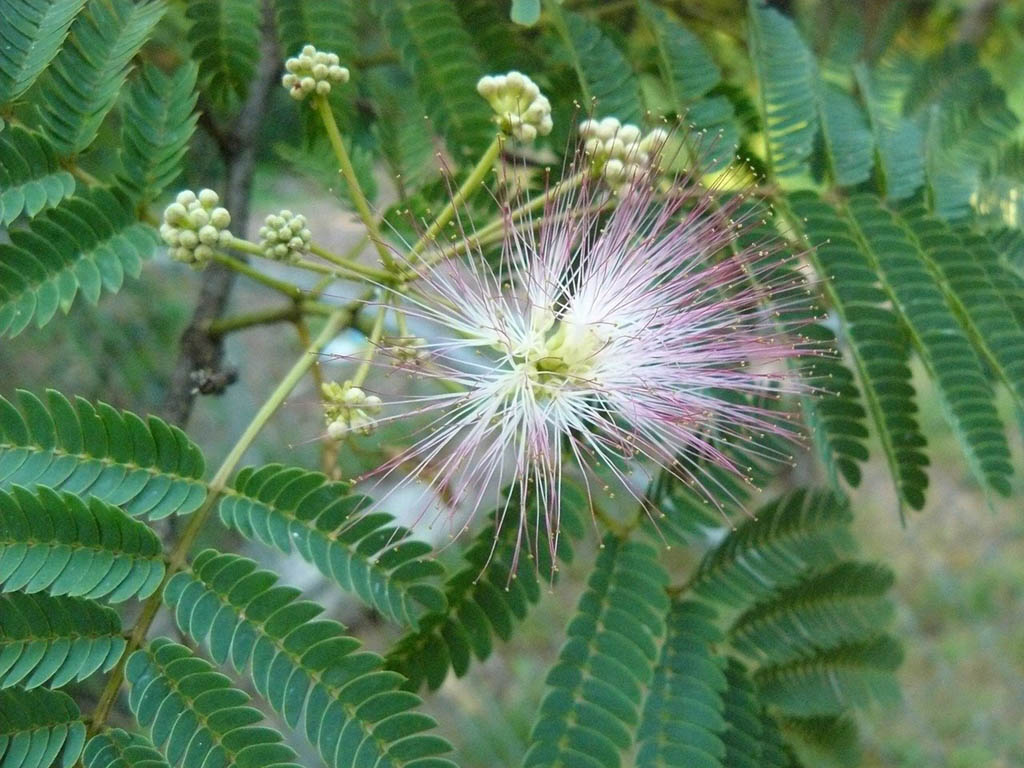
top-left (210, 251), bottom-right (303, 299)
top-left (316, 95), bottom-right (396, 271)
top-left (406, 135), bottom-right (503, 263)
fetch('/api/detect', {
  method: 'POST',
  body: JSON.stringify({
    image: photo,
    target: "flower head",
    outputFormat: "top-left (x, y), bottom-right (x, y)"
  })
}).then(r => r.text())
top-left (161, 189), bottom-right (232, 266)
top-left (579, 117), bottom-right (669, 190)
top-left (282, 45), bottom-right (349, 101)
top-left (477, 71), bottom-right (553, 142)
top-left (365, 164), bottom-right (810, 567)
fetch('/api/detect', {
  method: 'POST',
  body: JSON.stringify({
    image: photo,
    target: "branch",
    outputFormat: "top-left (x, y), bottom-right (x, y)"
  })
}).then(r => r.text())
top-left (161, 0), bottom-right (281, 427)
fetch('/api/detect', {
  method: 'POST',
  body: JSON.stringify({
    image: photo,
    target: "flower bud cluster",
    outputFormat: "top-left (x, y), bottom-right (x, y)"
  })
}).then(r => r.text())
top-left (578, 117), bottom-right (669, 190)
top-left (477, 71), bottom-right (552, 142)
top-left (258, 210), bottom-right (311, 262)
top-left (161, 189), bottom-right (232, 266)
top-left (389, 335), bottom-right (428, 365)
top-left (282, 45), bottom-right (349, 101)
top-left (322, 381), bottom-right (381, 440)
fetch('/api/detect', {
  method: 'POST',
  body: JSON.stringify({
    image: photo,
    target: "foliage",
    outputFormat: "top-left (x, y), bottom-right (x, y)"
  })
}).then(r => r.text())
top-left (2, 1), bottom-right (1023, 766)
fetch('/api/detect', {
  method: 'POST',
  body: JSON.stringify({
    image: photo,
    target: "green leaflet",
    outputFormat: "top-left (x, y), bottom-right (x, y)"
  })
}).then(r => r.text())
top-left (781, 715), bottom-right (861, 768)
top-left (117, 62), bottom-right (199, 205)
top-left (788, 192), bottom-right (929, 511)
top-left (748, 0), bottom-right (818, 179)
top-left (0, 390), bottom-right (207, 519)
top-left (719, 660), bottom-right (765, 768)
top-left (373, 0), bottom-right (494, 156)
top-left (83, 729), bottom-right (171, 768)
top-left (125, 639), bottom-right (303, 768)
top-left (728, 561), bottom-right (894, 664)
top-left (0, 127), bottom-right (75, 225)
top-left (0, 592), bottom-right (125, 689)
top-left (0, 0), bottom-right (87, 105)
top-left (691, 488), bottom-right (854, 611)
top-left (29, 0), bottom-right (166, 156)
top-left (898, 206), bottom-right (1024, 413)
top-left (843, 194), bottom-right (1014, 497)
top-left (0, 486), bottom-right (164, 602)
top-left (635, 601), bottom-right (727, 768)
top-left (522, 535), bottom-right (669, 768)
top-left (0, 686), bottom-right (85, 768)
top-left (754, 636), bottom-right (903, 716)
top-left (387, 482), bottom-right (587, 691)
top-left (218, 464), bottom-right (445, 628)
top-left (553, 9), bottom-right (643, 125)
top-left (640, 1), bottom-right (739, 170)
top-left (0, 187), bottom-right (160, 337)
top-left (273, 0), bottom-right (356, 69)
top-left (163, 549), bottom-right (455, 768)
top-left (185, 0), bottom-right (260, 109)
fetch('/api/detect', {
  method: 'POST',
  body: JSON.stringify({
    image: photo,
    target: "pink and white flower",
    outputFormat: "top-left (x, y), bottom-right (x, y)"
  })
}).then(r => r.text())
top-left (365, 164), bottom-right (811, 565)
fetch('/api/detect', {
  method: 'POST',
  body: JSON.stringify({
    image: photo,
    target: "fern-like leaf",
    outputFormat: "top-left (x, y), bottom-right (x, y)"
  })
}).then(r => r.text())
top-left (522, 535), bottom-right (669, 768)
top-left (30, 0), bottom-right (165, 156)
top-left (0, 127), bottom-right (75, 225)
top-left (843, 194), bottom-right (1013, 496)
top-left (787, 192), bottom-right (929, 511)
top-left (754, 636), bottom-right (902, 716)
top-left (0, 592), bottom-right (124, 689)
top-left (640, 1), bottom-right (738, 168)
top-left (781, 716), bottom-right (861, 768)
top-left (898, 206), bottom-right (1024, 412)
top-left (0, 686), bottom-right (84, 768)
top-left (218, 464), bottom-right (445, 628)
top-left (854, 61), bottom-right (924, 201)
top-left (0, 0), bottom-right (87, 105)
top-left (273, 0), bottom-right (355, 67)
top-left (692, 488), bottom-right (854, 611)
top-left (817, 83), bottom-right (874, 187)
top-left (83, 729), bottom-right (171, 768)
top-left (635, 600), bottom-right (727, 768)
top-left (125, 638), bottom-right (303, 768)
top-left (0, 187), bottom-right (160, 337)
top-left (185, 0), bottom-right (260, 109)
top-left (117, 62), bottom-right (199, 205)
top-left (373, 0), bottom-right (494, 156)
top-left (0, 486), bottom-right (164, 602)
top-left (387, 483), bottom-right (587, 691)
top-left (719, 659), bottom-right (765, 768)
top-left (967, 228), bottom-right (1024, 329)
top-left (0, 390), bottom-right (207, 518)
top-left (163, 549), bottom-right (455, 768)
top-left (728, 561), bottom-right (894, 664)
top-left (748, 0), bottom-right (818, 179)
top-left (554, 9), bottom-right (642, 124)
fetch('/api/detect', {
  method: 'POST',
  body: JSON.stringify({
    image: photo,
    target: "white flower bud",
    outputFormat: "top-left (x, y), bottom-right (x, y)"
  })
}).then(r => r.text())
top-left (198, 188), bottom-right (219, 207)
top-left (326, 52), bottom-right (339, 66)
top-left (343, 386), bottom-right (366, 405)
top-left (326, 420), bottom-right (348, 440)
top-left (364, 394), bottom-right (382, 414)
top-left (596, 116), bottom-right (621, 141)
top-left (300, 76), bottom-right (316, 93)
top-left (578, 119), bottom-right (600, 138)
top-left (218, 230), bottom-right (233, 246)
top-left (312, 63), bottom-right (328, 79)
top-left (194, 244), bottom-right (213, 261)
top-left (163, 202), bottom-right (187, 225)
top-left (198, 225), bottom-right (219, 245)
top-left (210, 208), bottom-right (231, 229)
top-left (178, 229), bottom-right (198, 249)
top-left (329, 65), bottom-right (349, 82)
top-left (315, 81), bottom-right (331, 95)
top-left (618, 124), bottom-right (642, 145)
top-left (301, 44), bottom-right (316, 57)
top-left (604, 159), bottom-right (626, 181)
top-left (176, 190), bottom-right (197, 206)
top-left (189, 209), bottom-right (210, 228)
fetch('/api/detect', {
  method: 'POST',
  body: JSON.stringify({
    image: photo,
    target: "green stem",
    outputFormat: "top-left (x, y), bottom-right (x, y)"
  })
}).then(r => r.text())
top-left (351, 299), bottom-right (389, 387)
top-left (86, 307), bottom-right (353, 737)
top-left (309, 241), bottom-right (392, 283)
top-left (406, 135), bottom-right (503, 262)
top-left (316, 96), bottom-right (396, 271)
top-left (210, 251), bottom-right (303, 299)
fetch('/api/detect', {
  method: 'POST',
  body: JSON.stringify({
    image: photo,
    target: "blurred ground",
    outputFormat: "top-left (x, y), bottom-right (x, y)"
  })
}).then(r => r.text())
top-left (2, 169), bottom-right (1022, 766)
